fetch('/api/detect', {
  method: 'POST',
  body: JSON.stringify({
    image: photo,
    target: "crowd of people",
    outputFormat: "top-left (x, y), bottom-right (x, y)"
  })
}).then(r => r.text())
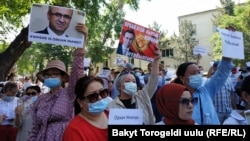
top-left (1, 22), bottom-right (250, 141)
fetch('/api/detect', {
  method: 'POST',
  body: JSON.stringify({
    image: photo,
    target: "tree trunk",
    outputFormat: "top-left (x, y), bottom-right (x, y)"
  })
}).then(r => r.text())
top-left (0, 26), bottom-right (32, 81)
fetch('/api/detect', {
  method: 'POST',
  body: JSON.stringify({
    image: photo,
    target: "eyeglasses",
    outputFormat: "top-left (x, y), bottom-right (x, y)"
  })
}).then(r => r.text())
top-left (26, 92), bottom-right (37, 96)
top-left (49, 12), bottom-right (72, 20)
top-left (179, 98), bottom-right (195, 107)
top-left (44, 72), bottom-right (62, 78)
top-left (83, 89), bottom-right (108, 103)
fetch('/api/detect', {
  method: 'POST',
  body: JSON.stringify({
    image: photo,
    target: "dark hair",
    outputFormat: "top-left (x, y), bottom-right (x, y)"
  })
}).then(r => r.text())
top-left (26, 85), bottom-right (41, 93)
top-left (3, 81), bottom-right (18, 93)
top-left (123, 29), bottom-right (135, 37)
top-left (172, 62), bottom-right (196, 85)
top-left (102, 67), bottom-right (110, 70)
top-left (74, 76), bottom-right (104, 115)
top-left (241, 75), bottom-right (250, 95)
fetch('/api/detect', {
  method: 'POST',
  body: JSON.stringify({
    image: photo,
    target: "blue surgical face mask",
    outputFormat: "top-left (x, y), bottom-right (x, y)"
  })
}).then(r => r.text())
top-left (44, 78), bottom-right (61, 88)
top-left (88, 97), bottom-right (109, 114)
top-left (123, 82), bottom-right (137, 95)
top-left (188, 74), bottom-right (203, 89)
top-left (31, 96), bottom-right (38, 102)
top-left (4, 95), bottom-right (14, 102)
top-left (135, 72), bottom-right (141, 77)
top-left (199, 71), bottom-right (204, 76)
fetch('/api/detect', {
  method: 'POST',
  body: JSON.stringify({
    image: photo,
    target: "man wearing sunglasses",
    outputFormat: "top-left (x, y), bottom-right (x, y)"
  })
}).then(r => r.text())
top-left (36, 5), bottom-right (73, 37)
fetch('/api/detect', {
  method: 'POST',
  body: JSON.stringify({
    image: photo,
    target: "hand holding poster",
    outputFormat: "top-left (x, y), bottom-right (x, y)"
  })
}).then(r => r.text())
top-left (117, 20), bottom-right (160, 62)
top-left (28, 3), bottom-right (86, 48)
top-left (217, 28), bottom-right (244, 59)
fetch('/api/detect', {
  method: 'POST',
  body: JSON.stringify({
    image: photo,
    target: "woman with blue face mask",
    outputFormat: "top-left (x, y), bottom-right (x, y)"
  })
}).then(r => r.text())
top-left (27, 23), bottom-right (88, 141)
top-left (172, 57), bottom-right (233, 125)
top-left (63, 76), bottom-right (109, 141)
top-left (14, 85), bottom-right (41, 141)
top-left (0, 81), bottom-right (19, 141)
top-left (107, 49), bottom-right (161, 125)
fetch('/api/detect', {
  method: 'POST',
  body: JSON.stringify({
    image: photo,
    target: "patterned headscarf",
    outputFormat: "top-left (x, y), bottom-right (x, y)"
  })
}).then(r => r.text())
top-left (156, 83), bottom-right (194, 125)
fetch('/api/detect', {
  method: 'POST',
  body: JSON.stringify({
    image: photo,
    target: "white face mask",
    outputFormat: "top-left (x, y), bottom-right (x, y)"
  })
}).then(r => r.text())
top-left (123, 82), bottom-right (137, 95)
top-left (199, 71), bottom-right (204, 76)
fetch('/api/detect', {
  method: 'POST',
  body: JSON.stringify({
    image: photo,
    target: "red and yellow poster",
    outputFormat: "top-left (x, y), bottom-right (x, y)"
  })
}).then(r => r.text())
top-left (117, 20), bottom-right (160, 62)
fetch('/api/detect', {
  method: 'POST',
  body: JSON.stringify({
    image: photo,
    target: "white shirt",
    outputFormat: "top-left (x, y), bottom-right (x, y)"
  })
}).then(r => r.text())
top-left (47, 27), bottom-right (68, 37)
top-left (0, 97), bottom-right (19, 125)
top-left (223, 110), bottom-right (248, 125)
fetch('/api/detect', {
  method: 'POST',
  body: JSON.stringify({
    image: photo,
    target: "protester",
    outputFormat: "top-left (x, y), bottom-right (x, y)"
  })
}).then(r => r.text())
top-left (110, 63), bottom-right (135, 99)
top-left (211, 61), bottom-right (236, 124)
top-left (172, 56), bottom-right (233, 125)
top-left (156, 83), bottom-right (195, 125)
top-left (107, 49), bottom-right (161, 125)
top-left (0, 82), bottom-right (19, 141)
top-left (27, 23), bottom-right (87, 141)
top-left (223, 75), bottom-right (250, 125)
top-left (22, 76), bottom-right (33, 93)
top-left (14, 85), bottom-right (41, 141)
top-left (63, 76), bottom-right (109, 141)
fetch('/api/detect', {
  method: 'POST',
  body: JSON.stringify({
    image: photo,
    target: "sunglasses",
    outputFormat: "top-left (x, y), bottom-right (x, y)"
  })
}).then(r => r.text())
top-left (83, 89), bottom-right (108, 103)
top-left (179, 98), bottom-right (195, 107)
top-left (26, 92), bottom-right (37, 96)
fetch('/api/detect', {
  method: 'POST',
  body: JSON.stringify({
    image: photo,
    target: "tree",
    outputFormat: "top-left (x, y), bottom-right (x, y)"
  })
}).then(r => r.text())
top-left (210, 0), bottom-right (250, 66)
top-left (0, 0), bottom-right (146, 81)
top-left (148, 21), bottom-right (169, 50)
top-left (170, 20), bottom-right (199, 63)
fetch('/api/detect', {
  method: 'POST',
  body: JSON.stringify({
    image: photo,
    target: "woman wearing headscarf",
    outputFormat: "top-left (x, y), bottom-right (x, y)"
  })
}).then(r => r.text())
top-left (156, 83), bottom-right (195, 125)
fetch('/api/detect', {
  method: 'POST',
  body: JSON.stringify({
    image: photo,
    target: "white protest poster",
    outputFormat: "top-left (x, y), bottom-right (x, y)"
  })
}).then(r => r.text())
top-left (108, 109), bottom-right (143, 125)
top-left (193, 46), bottom-right (207, 56)
top-left (210, 61), bottom-right (214, 66)
top-left (217, 28), bottom-right (244, 59)
top-left (246, 61), bottom-right (250, 67)
top-left (114, 57), bottom-right (126, 66)
top-left (28, 3), bottom-right (86, 48)
top-left (98, 69), bottom-right (111, 79)
top-left (84, 58), bottom-right (91, 67)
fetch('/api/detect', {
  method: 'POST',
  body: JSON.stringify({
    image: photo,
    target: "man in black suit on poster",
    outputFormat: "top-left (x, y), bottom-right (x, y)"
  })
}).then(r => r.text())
top-left (36, 6), bottom-right (73, 37)
top-left (117, 29), bottom-right (135, 55)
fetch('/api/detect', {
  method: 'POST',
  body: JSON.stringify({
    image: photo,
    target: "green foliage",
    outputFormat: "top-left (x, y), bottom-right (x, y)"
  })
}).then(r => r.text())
top-left (210, 1), bottom-right (250, 67)
top-left (0, 0), bottom-right (148, 78)
top-left (170, 20), bottom-right (199, 63)
top-left (148, 21), bottom-right (170, 50)
top-left (16, 43), bottom-right (74, 75)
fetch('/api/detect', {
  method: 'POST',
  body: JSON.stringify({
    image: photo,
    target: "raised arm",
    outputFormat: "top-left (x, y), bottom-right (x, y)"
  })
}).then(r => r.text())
top-left (142, 49), bottom-right (161, 98)
top-left (67, 23), bottom-right (88, 102)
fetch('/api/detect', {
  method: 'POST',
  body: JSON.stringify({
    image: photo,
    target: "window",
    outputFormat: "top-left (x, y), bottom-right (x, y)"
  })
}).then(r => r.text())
top-left (129, 58), bottom-right (134, 64)
top-left (161, 49), bottom-right (173, 57)
top-left (103, 59), bottom-right (108, 67)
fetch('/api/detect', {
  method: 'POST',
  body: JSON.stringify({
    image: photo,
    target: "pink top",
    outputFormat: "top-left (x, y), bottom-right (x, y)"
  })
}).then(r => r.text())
top-left (27, 51), bottom-right (84, 141)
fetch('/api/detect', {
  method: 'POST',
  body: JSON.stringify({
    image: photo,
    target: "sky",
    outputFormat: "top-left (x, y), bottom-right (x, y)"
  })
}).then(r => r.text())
top-left (124, 0), bottom-right (246, 36)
